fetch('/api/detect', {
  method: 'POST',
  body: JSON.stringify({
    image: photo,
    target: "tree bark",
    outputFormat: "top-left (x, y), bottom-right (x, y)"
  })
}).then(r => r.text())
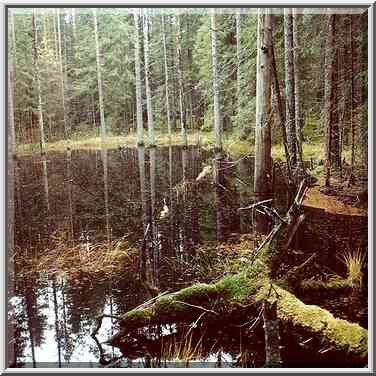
top-left (161, 15), bottom-right (172, 139)
top-left (143, 10), bottom-right (156, 147)
top-left (350, 14), bottom-right (362, 174)
top-left (270, 32), bottom-right (292, 182)
top-left (254, 8), bottom-right (273, 233)
top-left (57, 9), bottom-right (69, 142)
top-left (324, 12), bottom-right (340, 186)
top-left (263, 300), bottom-right (282, 367)
top-left (134, 10), bottom-right (144, 146)
top-left (236, 9), bottom-right (241, 128)
top-left (211, 10), bottom-right (222, 152)
top-left (32, 9), bottom-right (47, 155)
top-left (292, 9), bottom-right (304, 166)
top-left (176, 13), bottom-right (188, 147)
top-left (93, 9), bottom-right (106, 144)
top-left (284, 9), bottom-right (296, 166)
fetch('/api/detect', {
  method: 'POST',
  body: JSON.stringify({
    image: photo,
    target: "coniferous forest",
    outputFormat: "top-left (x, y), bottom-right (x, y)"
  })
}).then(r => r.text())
top-left (7, 7), bottom-right (369, 369)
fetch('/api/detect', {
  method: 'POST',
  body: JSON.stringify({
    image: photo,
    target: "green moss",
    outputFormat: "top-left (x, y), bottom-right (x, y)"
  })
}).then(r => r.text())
top-left (301, 277), bottom-right (353, 291)
top-left (120, 306), bottom-right (153, 327)
top-left (276, 286), bottom-right (367, 358)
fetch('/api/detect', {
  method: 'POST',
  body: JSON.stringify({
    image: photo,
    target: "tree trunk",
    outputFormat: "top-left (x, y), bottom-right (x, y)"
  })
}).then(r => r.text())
top-left (176, 14), bottom-right (188, 147)
top-left (236, 9), bottom-right (241, 128)
top-left (324, 12), bottom-right (340, 186)
top-left (211, 10), bottom-right (222, 152)
top-left (292, 9), bottom-right (304, 166)
top-left (284, 9), bottom-right (296, 166)
top-left (32, 9), bottom-right (46, 155)
top-left (270, 27), bottom-right (292, 182)
top-left (350, 14), bottom-right (362, 174)
top-left (254, 8), bottom-right (273, 233)
top-left (133, 10), bottom-right (144, 146)
top-left (57, 9), bottom-right (69, 142)
top-left (263, 300), bottom-right (282, 367)
top-left (161, 15), bottom-right (172, 139)
top-left (143, 11), bottom-right (156, 147)
top-left (93, 9), bottom-right (106, 144)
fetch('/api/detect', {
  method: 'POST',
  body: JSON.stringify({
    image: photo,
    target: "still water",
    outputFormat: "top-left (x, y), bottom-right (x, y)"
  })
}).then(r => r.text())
top-left (9, 145), bottom-right (259, 368)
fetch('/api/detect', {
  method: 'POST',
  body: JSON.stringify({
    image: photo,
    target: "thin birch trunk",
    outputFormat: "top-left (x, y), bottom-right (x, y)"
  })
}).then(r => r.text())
top-left (284, 8), bottom-right (296, 166)
top-left (57, 9), bottom-right (68, 142)
top-left (254, 8), bottom-right (273, 234)
top-left (176, 13), bottom-right (188, 147)
top-left (93, 9), bottom-right (106, 144)
top-left (134, 10), bottom-right (144, 146)
top-left (211, 10), bottom-right (222, 152)
top-left (161, 15), bottom-right (172, 139)
top-left (270, 37), bottom-right (292, 182)
top-left (32, 9), bottom-right (46, 154)
top-left (292, 9), bottom-right (303, 165)
top-left (143, 11), bottom-right (155, 147)
top-left (350, 14), bottom-right (362, 175)
top-left (236, 8), bottom-right (241, 127)
top-left (324, 11), bottom-right (340, 186)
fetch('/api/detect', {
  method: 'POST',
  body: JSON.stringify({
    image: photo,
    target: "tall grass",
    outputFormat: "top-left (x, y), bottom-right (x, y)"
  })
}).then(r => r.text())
top-left (338, 249), bottom-right (366, 288)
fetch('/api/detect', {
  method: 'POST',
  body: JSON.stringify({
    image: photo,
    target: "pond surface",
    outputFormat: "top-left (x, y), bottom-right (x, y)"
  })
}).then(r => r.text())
top-left (9, 145), bottom-right (264, 368)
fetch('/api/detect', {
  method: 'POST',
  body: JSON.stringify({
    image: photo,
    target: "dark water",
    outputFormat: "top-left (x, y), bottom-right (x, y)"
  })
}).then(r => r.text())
top-left (9, 145), bottom-right (260, 368)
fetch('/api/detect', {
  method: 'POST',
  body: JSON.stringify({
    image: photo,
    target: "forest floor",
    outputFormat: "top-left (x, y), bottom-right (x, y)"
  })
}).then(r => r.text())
top-left (15, 130), bottom-right (351, 163)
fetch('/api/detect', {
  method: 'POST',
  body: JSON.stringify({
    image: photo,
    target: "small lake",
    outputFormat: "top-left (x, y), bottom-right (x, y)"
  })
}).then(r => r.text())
top-left (9, 145), bottom-right (266, 368)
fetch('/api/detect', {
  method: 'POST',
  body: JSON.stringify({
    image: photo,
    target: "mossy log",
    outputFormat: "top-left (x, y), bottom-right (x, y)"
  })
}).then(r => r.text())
top-left (108, 181), bottom-right (367, 364)
top-left (109, 271), bottom-right (367, 364)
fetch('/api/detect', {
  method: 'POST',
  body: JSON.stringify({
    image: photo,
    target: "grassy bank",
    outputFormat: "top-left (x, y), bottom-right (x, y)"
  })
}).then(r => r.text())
top-left (16, 130), bottom-right (347, 163)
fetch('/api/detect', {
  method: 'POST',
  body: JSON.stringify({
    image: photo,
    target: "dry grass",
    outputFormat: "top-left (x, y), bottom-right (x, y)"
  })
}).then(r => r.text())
top-left (159, 331), bottom-right (205, 363)
top-left (338, 249), bottom-right (366, 288)
top-left (14, 230), bottom-right (137, 280)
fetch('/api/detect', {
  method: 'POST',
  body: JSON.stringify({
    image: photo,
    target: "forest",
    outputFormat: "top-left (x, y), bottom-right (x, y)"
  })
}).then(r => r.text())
top-left (7, 7), bottom-right (369, 369)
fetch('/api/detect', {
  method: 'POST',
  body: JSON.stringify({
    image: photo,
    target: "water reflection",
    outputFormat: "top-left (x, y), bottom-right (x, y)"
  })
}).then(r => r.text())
top-left (10, 145), bottom-right (258, 367)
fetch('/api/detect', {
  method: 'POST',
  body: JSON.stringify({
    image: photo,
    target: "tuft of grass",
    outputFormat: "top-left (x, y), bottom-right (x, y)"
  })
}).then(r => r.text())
top-left (338, 249), bottom-right (366, 288)
top-left (159, 331), bottom-right (205, 363)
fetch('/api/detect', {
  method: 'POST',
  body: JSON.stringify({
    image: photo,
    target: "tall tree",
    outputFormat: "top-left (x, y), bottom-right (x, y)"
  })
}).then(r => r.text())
top-left (324, 11), bottom-right (340, 187)
top-left (57, 9), bottom-right (69, 142)
top-left (93, 8), bottom-right (106, 144)
top-left (270, 30), bottom-right (292, 182)
top-left (134, 9), bottom-right (144, 146)
top-left (161, 15), bottom-right (172, 139)
top-left (143, 10), bottom-right (155, 147)
top-left (176, 12), bottom-right (188, 147)
top-left (292, 8), bottom-right (303, 165)
top-left (284, 8), bottom-right (296, 166)
top-left (236, 8), bottom-right (241, 128)
top-left (254, 8), bottom-right (273, 233)
top-left (350, 14), bottom-right (363, 176)
top-left (32, 9), bottom-right (46, 154)
top-left (211, 10), bottom-right (226, 242)
top-left (211, 10), bottom-right (221, 152)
